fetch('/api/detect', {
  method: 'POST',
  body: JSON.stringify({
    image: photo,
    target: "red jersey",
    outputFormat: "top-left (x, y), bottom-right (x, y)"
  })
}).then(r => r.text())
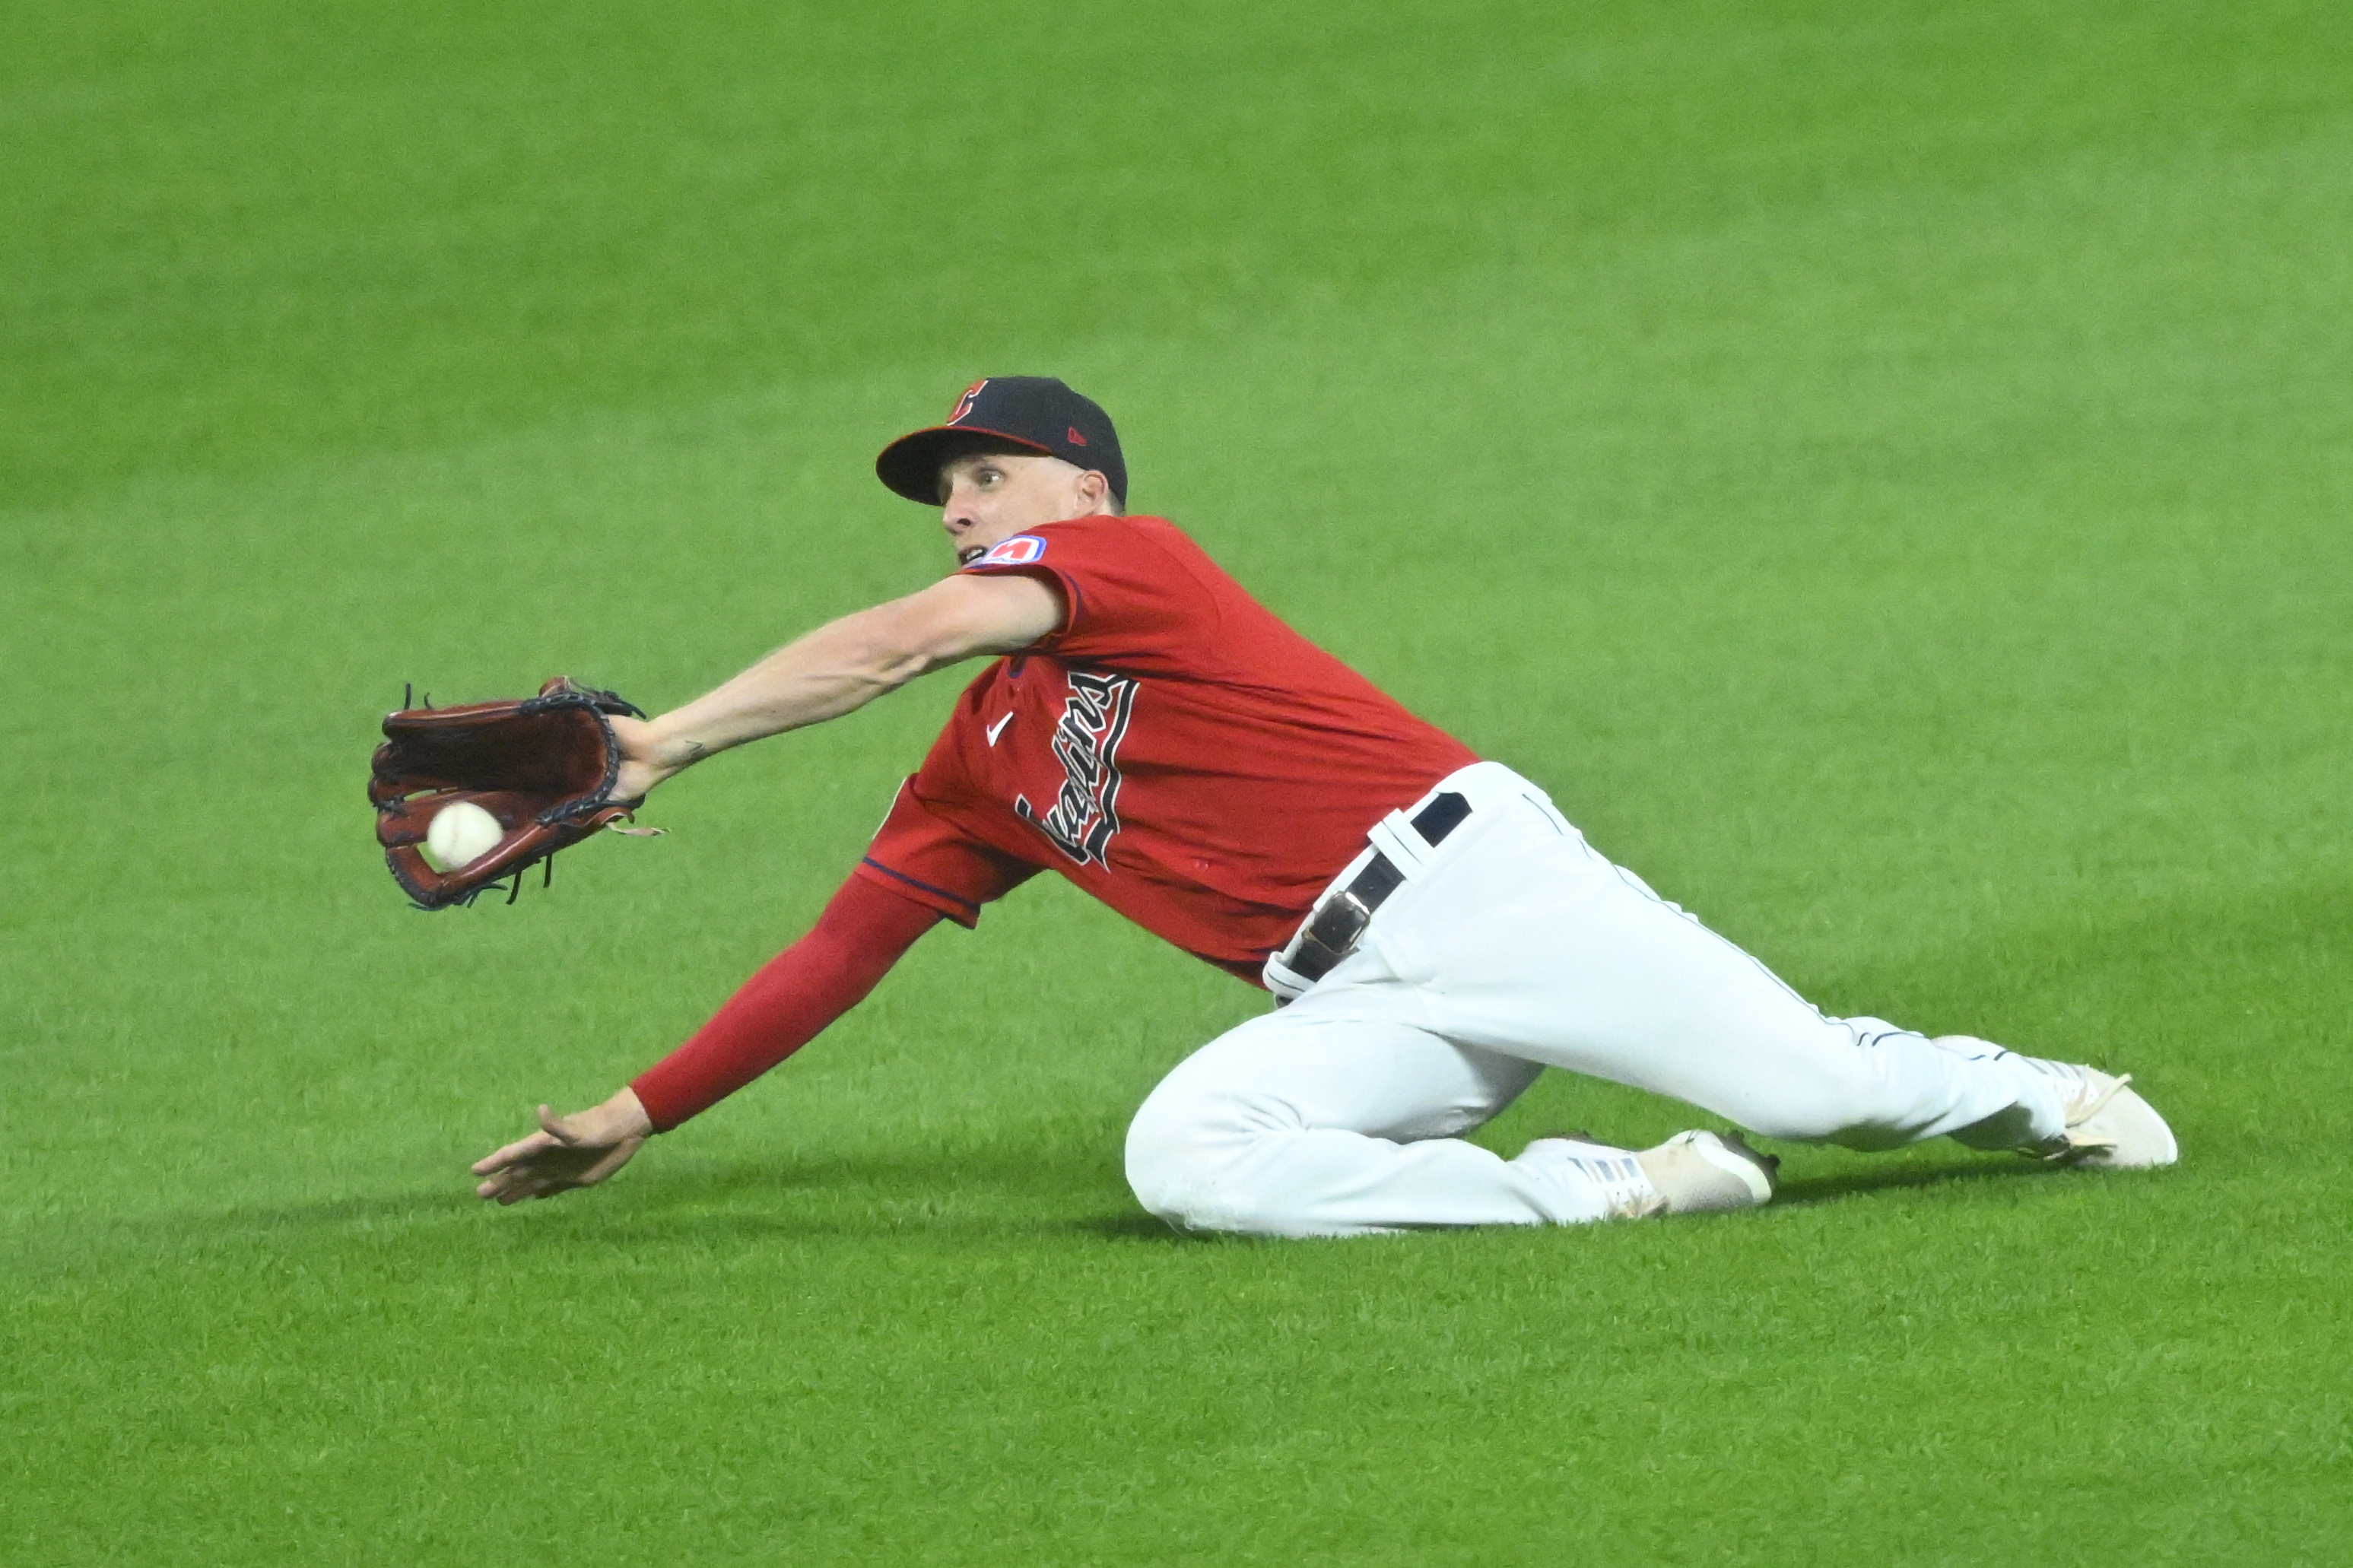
top-left (853, 515), bottom-right (1475, 983)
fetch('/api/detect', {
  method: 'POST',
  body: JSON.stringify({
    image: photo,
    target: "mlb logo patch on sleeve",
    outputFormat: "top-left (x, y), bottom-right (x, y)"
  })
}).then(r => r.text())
top-left (973, 535), bottom-right (1047, 567)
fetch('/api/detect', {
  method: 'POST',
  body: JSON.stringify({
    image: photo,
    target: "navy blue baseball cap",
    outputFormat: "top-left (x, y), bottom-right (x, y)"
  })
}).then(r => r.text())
top-left (875, 376), bottom-right (1126, 506)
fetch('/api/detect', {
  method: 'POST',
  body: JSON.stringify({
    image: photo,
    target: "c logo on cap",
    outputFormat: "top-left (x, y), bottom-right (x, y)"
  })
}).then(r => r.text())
top-left (948, 379), bottom-right (988, 424)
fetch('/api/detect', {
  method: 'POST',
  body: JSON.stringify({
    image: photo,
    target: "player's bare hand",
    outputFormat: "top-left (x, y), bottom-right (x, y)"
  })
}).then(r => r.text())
top-left (611, 713), bottom-right (722, 801)
top-left (610, 714), bottom-right (674, 801)
top-left (472, 1088), bottom-right (653, 1205)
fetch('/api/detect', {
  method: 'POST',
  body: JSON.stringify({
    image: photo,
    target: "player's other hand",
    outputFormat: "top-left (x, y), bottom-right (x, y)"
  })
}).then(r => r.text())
top-left (472, 1088), bottom-right (653, 1205)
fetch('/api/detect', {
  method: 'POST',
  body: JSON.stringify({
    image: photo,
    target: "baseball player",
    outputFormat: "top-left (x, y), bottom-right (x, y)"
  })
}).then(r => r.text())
top-left (472, 376), bottom-right (2177, 1233)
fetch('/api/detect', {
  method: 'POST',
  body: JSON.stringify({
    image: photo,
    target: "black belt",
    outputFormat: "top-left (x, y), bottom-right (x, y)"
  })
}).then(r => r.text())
top-left (1284, 791), bottom-right (1472, 985)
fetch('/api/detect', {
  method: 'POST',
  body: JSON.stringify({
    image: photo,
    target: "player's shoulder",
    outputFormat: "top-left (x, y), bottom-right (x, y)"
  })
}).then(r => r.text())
top-left (964, 513), bottom-right (1211, 579)
top-left (992, 510), bottom-right (1186, 549)
top-left (960, 514), bottom-right (1240, 655)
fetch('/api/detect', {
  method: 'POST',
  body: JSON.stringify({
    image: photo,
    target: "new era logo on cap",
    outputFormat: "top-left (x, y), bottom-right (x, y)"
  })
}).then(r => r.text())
top-left (875, 376), bottom-right (1127, 506)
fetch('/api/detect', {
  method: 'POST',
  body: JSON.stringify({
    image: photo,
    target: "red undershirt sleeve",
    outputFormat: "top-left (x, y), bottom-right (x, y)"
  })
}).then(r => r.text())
top-left (630, 872), bottom-right (941, 1132)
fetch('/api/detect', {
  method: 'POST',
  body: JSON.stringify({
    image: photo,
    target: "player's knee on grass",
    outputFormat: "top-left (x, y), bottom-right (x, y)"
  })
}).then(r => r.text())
top-left (1124, 1084), bottom-right (1300, 1236)
top-left (1127, 1163), bottom-right (1284, 1236)
top-left (1127, 1161), bottom-right (1334, 1238)
top-left (1125, 1096), bottom-right (1232, 1233)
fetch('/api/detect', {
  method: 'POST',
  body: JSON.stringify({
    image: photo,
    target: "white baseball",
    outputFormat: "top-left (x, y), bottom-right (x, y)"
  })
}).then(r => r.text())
top-left (424, 801), bottom-right (504, 872)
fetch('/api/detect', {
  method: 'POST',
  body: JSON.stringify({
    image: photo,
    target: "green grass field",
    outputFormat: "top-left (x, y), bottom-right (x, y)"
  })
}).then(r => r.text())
top-left (6, 1), bottom-right (2350, 1560)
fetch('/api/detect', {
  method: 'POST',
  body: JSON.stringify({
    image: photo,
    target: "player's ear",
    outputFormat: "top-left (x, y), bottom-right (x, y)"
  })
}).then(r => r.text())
top-left (1075, 467), bottom-right (1114, 516)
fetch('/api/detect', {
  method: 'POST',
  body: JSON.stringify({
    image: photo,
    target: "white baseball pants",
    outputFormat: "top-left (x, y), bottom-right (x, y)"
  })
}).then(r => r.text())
top-left (1123, 762), bottom-right (2075, 1237)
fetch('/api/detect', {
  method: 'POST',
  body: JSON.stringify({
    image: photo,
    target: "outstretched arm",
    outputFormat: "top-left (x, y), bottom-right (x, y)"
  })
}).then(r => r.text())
top-left (611, 572), bottom-right (1062, 799)
top-left (471, 874), bottom-right (941, 1203)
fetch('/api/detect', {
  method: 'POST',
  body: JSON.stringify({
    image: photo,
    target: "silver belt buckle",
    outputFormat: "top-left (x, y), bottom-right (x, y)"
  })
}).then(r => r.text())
top-left (1323, 887), bottom-right (1373, 941)
top-left (1280, 882), bottom-right (1375, 982)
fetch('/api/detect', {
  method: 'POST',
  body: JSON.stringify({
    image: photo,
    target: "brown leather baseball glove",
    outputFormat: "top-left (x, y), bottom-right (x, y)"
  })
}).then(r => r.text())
top-left (370, 677), bottom-right (653, 909)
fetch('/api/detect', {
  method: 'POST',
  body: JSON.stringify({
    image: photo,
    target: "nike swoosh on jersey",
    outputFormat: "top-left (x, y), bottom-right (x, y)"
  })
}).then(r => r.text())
top-left (986, 713), bottom-right (1014, 746)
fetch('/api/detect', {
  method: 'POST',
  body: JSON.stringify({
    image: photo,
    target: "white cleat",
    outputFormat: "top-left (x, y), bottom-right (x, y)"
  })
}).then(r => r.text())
top-left (1637, 1129), bottom-right (1780, 1214)
top-left (2019, 1063), bottom-right (2180, 1170)
top-left (1520, 1129), bottom-right (1778, 1219)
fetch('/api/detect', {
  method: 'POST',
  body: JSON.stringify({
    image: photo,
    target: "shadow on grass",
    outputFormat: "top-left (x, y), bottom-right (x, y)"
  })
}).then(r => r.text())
top-left (1767, 1154), bottom-right (2060, 1206)
top-left (481, 1139), bottom-right (1193, 1249)
top-left (8, 1138), bottom-right (1183, 1274)
top-left (17, 1143), bottom-right (2153, 1280)
top-left (569, 1138), bottom-right (2094, 1243)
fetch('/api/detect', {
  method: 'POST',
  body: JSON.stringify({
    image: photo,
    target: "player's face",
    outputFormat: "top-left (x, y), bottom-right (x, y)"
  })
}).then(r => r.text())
top-left (938, 452), bottom-right (1108, 566)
